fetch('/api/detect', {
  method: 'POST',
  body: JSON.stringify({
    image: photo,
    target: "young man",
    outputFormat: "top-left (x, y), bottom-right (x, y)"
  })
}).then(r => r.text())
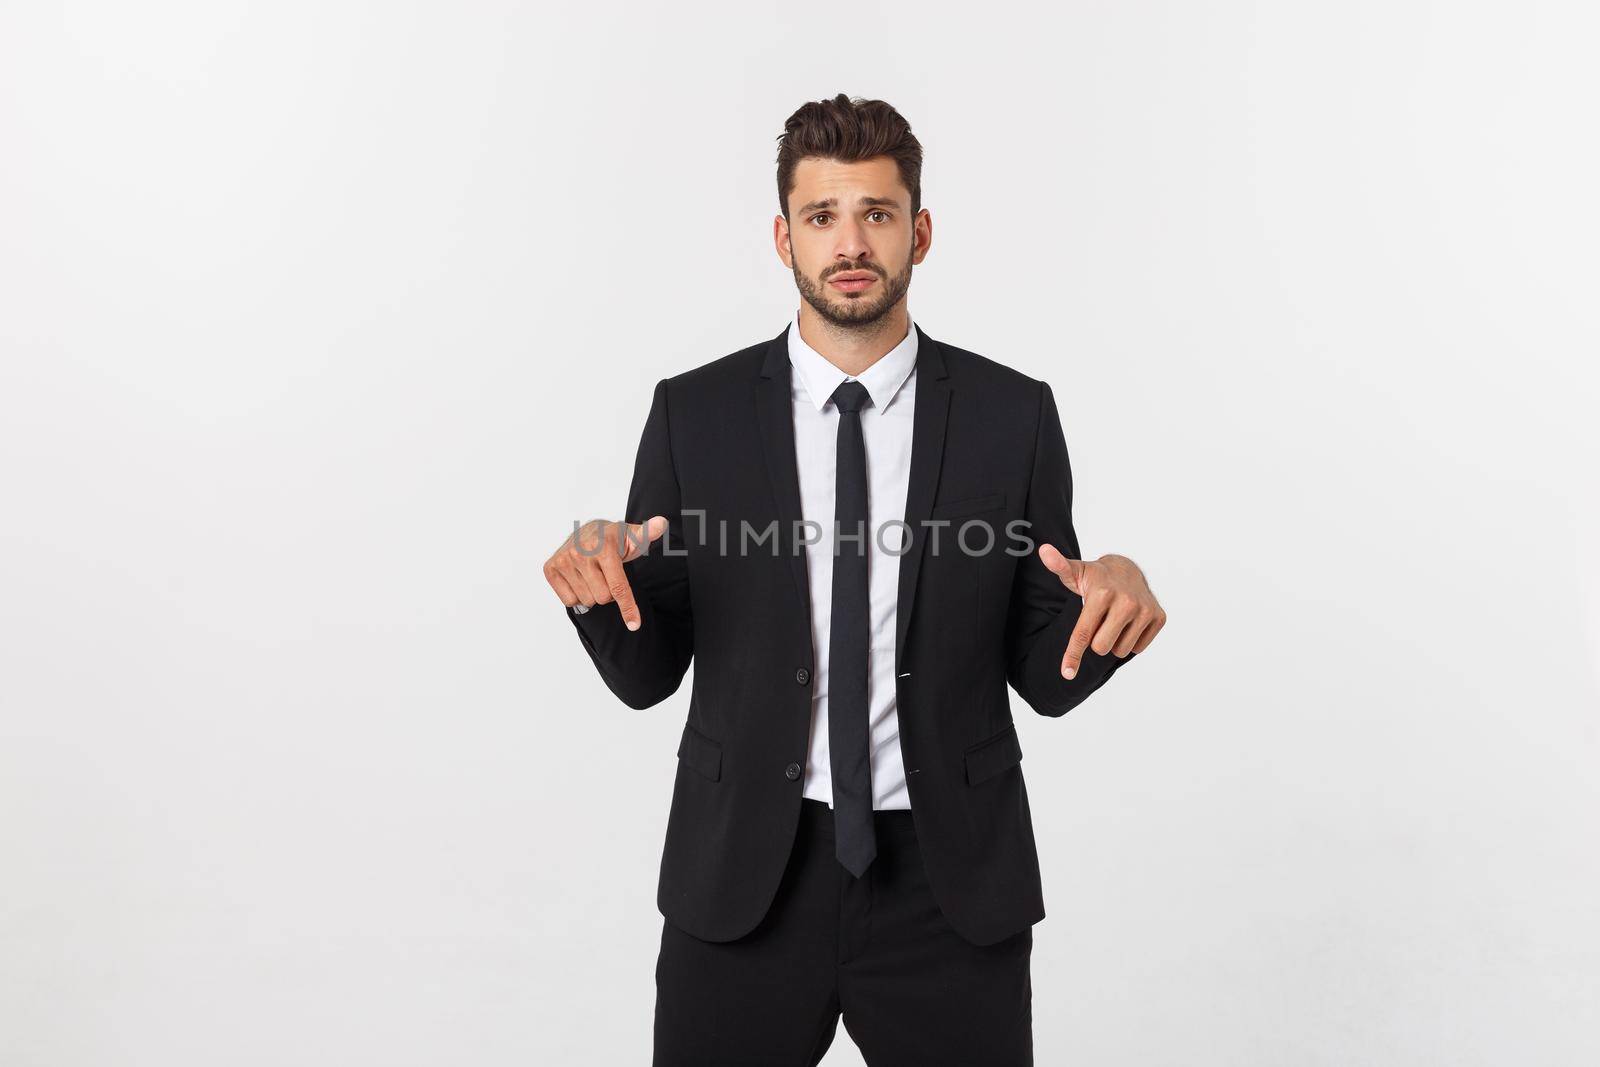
top-left (544, 93), bottom-right (1165, 1066)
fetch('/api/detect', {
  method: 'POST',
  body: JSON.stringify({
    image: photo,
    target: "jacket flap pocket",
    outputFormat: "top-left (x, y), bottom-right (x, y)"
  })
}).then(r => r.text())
top-left (677, 721), bottom-right (722, 782)
top-left (930, 490), bottom-right (1006, 520)
top-left (963, 722), bottom-right (1022, 785)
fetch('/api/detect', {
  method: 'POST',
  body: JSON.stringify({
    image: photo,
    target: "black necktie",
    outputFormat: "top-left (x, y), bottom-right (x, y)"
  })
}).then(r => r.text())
top-left (827, 380), bottom-right (876, 878)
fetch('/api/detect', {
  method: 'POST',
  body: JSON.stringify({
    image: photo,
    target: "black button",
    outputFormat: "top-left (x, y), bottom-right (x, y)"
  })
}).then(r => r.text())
top-left (795, 668), bottom-right (811, 685)
top-left (784, 762), bottom-right (802, 780)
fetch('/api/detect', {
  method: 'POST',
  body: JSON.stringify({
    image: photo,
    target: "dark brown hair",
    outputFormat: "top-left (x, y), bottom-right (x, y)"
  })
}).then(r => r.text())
top-left (775, 94), bottom-right (923, 220)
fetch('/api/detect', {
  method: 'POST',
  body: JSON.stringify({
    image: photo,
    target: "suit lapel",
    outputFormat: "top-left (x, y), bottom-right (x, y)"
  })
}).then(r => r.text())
top-left (895, 323), bottom-right (951, 670)
top-left (755, 328), bottom-right (814, 641)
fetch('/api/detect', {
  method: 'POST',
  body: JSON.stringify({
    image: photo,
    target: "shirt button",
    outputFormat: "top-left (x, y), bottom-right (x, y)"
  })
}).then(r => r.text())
top-left (785, 762), bottom-right (802, 781)
top-left (795, 667), bottom-right (811, 685)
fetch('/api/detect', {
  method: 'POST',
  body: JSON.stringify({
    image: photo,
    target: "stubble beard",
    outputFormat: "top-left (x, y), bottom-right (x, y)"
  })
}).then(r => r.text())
top-left (792, 241), bottom-right (915, 334)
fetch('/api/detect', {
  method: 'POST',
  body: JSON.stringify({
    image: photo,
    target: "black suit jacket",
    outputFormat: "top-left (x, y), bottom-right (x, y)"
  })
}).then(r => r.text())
top-left (567, 322), bottom-right (1133, 946)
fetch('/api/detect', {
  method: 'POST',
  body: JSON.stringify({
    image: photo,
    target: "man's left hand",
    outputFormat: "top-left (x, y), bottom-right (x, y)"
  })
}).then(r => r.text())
top-left (1038, 546), bottom-right (1166, 679)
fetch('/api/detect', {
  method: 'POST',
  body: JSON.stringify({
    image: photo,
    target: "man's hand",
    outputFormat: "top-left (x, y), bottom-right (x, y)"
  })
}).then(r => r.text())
top-left (544, 516), bottom-right (668, 631)
top-left (1038, 546), bottom-right (1166, 679)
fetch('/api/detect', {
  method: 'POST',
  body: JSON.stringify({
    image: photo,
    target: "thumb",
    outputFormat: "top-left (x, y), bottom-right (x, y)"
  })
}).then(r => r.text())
top-left (1038, 542), bottom-right (1086, 595)
top-left (620, 515), bottom-right (669, 562)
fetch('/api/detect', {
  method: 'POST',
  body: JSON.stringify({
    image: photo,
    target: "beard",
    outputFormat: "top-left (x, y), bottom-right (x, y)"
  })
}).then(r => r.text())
top-left (792, 242), bottom-right (914, 330)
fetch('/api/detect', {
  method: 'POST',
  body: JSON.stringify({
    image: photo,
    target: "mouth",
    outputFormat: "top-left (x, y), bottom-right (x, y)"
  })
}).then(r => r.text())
top-left (828, 273), bottom-right (878, 293)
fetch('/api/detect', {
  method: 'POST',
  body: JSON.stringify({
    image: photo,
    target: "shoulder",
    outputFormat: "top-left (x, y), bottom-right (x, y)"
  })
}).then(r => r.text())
top-left (668, 335), bottom-right (774, 389)
top-left (643, 334), bottom-right (776, 411)
top-left (925, 333), bottom-right (1052, 417)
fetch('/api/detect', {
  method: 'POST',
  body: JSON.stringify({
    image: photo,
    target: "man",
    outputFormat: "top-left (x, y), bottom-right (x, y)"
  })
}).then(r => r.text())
top-left (543, 93), bottom-right (1165, 1065)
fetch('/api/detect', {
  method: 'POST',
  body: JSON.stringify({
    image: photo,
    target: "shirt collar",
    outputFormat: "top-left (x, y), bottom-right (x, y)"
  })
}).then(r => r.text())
top-left (787, 307), bottom-right (919, 414)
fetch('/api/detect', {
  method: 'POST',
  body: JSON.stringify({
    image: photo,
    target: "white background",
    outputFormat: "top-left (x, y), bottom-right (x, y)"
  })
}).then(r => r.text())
top-left (2, 2), bottom-right (1597, 1064)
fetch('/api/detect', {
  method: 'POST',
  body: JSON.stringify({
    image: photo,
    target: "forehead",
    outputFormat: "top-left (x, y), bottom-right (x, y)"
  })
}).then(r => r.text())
top-left (789, 156), bottom-right (907, 211)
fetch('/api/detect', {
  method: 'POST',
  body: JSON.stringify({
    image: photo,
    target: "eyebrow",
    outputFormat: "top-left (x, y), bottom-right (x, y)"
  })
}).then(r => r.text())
top-left (795, 196), bottom-right (903, 215)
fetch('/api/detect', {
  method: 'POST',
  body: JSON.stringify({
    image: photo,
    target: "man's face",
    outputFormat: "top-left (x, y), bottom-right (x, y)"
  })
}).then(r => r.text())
top-left (776, 156), bottom-right (930, 329)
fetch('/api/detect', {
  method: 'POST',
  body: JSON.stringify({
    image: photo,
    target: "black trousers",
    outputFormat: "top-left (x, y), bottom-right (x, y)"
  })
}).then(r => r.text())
top-left (653, 798), bottom-right (1033, 1066)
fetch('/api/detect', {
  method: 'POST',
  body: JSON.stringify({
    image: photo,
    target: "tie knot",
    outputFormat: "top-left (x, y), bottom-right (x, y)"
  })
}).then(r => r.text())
top-left (830, 380), bottom-right (871, 415)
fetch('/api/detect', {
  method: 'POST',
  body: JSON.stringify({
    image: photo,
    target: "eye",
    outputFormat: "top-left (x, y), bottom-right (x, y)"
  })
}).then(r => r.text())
top-left (809, 213), bottom-right (832, 226)
top-left (868, 210), bottom-right (890, 223)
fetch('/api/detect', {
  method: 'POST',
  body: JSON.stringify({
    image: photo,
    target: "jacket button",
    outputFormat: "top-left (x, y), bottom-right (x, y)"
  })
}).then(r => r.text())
top-left (784, 762), bottom-right (802, 780)
top-left (795, 667), bottom-right (811, 685)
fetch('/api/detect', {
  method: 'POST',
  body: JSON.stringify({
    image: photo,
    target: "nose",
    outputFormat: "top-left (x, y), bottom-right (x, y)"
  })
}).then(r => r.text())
top-left (832, 217), bottom-right (872, 264)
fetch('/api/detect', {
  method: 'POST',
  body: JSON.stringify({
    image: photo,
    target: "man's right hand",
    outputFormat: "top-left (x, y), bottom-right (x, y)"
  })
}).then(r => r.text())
top-left (543, 516), bottom-right (668, 631)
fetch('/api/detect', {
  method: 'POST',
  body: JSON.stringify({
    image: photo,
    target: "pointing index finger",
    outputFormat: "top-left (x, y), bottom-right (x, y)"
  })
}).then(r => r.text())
top-left (601, 522), bottom-right (642, 631)
top-left (1061, 594), bottom-right (1107, 680)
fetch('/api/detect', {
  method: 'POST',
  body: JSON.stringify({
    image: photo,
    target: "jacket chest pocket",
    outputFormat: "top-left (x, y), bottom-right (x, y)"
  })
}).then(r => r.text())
top-left (926, 490), bottom-right (1008, 626)
top-left (929, 490), bottom-right (1006, 522)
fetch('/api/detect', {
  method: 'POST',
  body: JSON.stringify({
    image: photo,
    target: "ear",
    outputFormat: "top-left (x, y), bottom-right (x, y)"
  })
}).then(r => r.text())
top-left (773, 214), bottom-right (794, 268)
top-left (912, 207), bottom-right (932, 265)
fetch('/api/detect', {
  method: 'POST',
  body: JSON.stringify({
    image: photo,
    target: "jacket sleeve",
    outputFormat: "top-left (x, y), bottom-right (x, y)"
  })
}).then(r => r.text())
top-left (1005, 380), bottom-right (1135, 717)
top-left (565, 378), bottom-right (694, 709)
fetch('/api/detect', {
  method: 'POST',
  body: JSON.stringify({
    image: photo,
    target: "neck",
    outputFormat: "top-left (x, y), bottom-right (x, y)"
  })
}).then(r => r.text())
top-left (797, 303), bottom-right (911, 378)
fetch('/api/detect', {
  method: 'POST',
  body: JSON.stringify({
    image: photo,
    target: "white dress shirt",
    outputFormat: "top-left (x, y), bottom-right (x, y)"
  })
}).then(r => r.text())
top-left (787, 307), bottom-right (918, 811)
